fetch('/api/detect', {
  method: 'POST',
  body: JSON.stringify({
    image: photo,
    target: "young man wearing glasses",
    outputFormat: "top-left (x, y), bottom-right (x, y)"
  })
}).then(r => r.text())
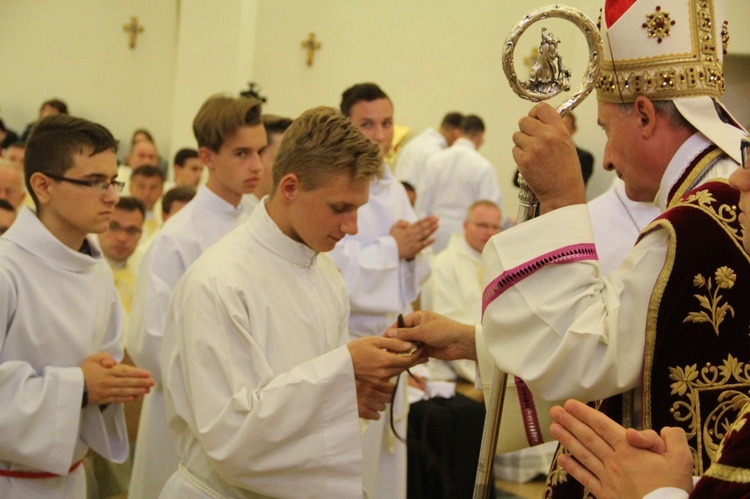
top-left (0, 114), bottom-right (154, 497)
top-left (127, 93), bottom-right (266, 499)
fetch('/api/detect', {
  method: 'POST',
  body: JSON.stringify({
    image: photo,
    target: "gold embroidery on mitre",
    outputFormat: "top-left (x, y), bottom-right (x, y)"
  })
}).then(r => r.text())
top-left (643, 6), bottom-right (676, 43)
top-left (684, 266), bottom-right (736, 336)
top-left (597, 0), bottom-right (726, 103)
top-left (668, 355), bottom-right (750, 473)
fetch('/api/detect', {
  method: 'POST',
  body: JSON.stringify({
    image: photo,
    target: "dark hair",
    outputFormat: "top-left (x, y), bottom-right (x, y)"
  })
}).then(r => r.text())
top-left (173, 148), bottom-right (199, 167)
top-left (340, 83), bottom-right (391, 118)
top-left (400, 180), bottom-right (416, 193)
top-left (460, 115), bottom-right (485, 137)
top-left (41, 99), bottom-right (68, 115)
top-left (0, 198), bottom-right (15, 213)
top-left (193, 94), bottom-right (262, 152)
top-left (115, 196), bottom-right (146, 218)
top-left (0, 119), bottom-right (7, 133)
top-left (24, 115), bottom-right (118, 210)
top-left (441, 112), bottom-right (463, 130)
top-left (130, 165), bottom-right (165, 182)
top-left (262, 115), bottom-right (294, 138)
top-left (7, 141), bottom-right (25, 150)
top-left (162, 186), bottom-right (196, 215)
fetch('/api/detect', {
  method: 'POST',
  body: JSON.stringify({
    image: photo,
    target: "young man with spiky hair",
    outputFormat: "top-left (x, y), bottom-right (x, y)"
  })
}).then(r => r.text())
top-left (127, 94), bottom-right (266, 498)
top-left (0, 115), bottom-right (153, 497)
top-left (160, 106), bottom-right (425, 498)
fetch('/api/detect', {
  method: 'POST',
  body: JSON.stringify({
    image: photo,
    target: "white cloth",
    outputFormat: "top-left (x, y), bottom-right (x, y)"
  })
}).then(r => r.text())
top-left (480, 133), bottom-right (738, 407)
top-left (421, 233), bottom-right (480, 383)
top-left (329, 167), bottom-right (429, 499)
top-left (127, 186), bottom-right (250, 499)
top-left (393, 127), bottom-right (446, 187)
top-left (0, 207), bottom-right (128, 497)
top-left (159, 200), bottom-right (362, 498)
top-left (588, 178), bottom-right (661, 275)
top-left (416, 138), bottom-right (502, 252)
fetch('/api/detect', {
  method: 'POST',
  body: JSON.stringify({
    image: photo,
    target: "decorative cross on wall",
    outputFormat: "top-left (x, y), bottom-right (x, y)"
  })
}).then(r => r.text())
top-left (301, 33), bottom-right (321, 66)
top-left (123, 17), bottom-right (144, 49)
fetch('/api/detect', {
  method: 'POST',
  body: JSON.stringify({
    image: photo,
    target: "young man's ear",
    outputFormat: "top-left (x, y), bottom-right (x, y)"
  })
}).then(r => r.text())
top-left (197, 147), bottom-right (215, 171)
top-left (29, 172), bottom-right (52, 207)
top-left (277, 173), bottom-right (300, 202)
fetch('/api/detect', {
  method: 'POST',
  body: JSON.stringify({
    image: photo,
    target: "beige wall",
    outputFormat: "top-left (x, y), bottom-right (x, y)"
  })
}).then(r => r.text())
top-left (0, 0), bottom-right (178, 161)
top-left (1, 0), bottom-right (748, 210)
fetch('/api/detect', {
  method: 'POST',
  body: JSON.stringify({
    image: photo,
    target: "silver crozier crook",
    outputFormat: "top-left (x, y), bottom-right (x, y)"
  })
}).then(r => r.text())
top-left (473, 6), bottom-right (602, 498)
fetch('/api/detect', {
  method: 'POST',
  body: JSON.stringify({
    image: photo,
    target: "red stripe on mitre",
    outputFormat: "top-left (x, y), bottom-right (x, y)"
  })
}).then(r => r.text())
top-left (604, 0), bottom-right (637, 28)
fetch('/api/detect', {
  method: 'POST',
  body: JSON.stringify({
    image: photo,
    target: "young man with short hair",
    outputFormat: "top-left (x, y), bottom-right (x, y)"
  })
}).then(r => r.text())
top-left (129, 166), bottom-right (164, 243)
top-left (127, 94), bottom-right (266, 498)
top-left (161, 186), bottom-right (196, 224)
top-left (334, 82), bottom-right (438, 499)
top-left (97, 196), bottom-right (146, 314)
top-left (246, 114), bottom-right (293, 210)
top-left (170, 148), bottom-right (204, 189)
top-left (0, 114), bottom-right (153, 497)
top-left (160, 106), bottom-right (424, 498)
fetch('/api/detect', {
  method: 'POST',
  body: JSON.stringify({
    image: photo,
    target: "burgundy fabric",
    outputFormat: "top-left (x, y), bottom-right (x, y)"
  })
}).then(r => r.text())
top-left (645, 181), bottom-right (750, 474)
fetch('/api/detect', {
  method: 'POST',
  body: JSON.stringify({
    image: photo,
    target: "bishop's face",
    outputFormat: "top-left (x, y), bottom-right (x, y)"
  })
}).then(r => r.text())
top-left (348, 98), bottom-right (394, 156)
top-left (598, 101), bottom-right (665, 202)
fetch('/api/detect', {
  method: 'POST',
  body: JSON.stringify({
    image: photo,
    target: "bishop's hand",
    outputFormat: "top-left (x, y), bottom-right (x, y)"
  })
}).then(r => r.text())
top-left (512, 102), bottom-right (587, 214)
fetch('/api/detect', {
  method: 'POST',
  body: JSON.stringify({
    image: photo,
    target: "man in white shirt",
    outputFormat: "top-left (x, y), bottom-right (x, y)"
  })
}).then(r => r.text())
top-left (159, 106), bottom-right (425, 498)
top-left (127, 94), bottom-right (265, 499)
top-left (0, 115), bottom-right (153, 498)
top-left (394, 112), bottom-right (463, 188)
top-left (416, 114), bottom-right (503, 252)
top-left (331, 82), bottom-right (438, 499)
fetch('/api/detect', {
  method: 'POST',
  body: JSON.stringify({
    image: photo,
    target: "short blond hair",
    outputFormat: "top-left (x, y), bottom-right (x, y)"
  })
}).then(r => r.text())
top-left (273, 106), bottom-right (383, 191)
top-left (193, 94), bottom-right (262, 152)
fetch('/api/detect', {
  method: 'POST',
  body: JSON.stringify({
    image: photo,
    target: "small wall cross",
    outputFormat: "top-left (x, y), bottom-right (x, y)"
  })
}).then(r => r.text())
top-left (301, 33), bottom-right (321, 66)
top-left (123, 17), bottom-right (144, 49)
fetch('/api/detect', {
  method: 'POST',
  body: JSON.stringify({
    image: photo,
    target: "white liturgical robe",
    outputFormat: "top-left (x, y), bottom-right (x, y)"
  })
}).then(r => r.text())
top-left (416, 138), bottom-right (502, 253)
top-left (160, 200), bottom-right (362, 498)
top-left (127, 185), bottom-right (250, 499)
top-left (393, 127), bottom-right (446, 188)
top-left (479, 133), bottom-right (738, 406)
top-left (0, 207), bottom-right (128, 498)
top-left (588, 178), bottom-right (661, 275)
top-left (329, 167), bottom-right (430, 499)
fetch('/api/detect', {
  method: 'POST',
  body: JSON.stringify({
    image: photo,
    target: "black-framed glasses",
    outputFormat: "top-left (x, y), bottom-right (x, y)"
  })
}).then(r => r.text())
top-left (742, 137), bottom-right (749, 170)
top-left (44, 173), bottom-right (125, 194)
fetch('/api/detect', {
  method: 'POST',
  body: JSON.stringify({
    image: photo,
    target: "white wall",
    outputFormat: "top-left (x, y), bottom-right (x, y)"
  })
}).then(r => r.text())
top-left (2, 0), bottom-right (748, 213)
top-left (0, 0), bottom-right (178, 160)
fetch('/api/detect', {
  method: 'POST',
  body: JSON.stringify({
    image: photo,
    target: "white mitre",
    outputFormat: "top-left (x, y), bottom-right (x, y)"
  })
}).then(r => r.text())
top-left (597, 0), bottom-right (746, 162)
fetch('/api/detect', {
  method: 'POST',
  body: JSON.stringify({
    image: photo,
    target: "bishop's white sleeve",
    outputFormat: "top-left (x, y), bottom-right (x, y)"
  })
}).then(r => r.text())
top-left (162, 276), bottom-right (363, 498)
top-left (480, 204), bottom-right (666, 402)
top-left (127, 235), bottom-right (186, 384)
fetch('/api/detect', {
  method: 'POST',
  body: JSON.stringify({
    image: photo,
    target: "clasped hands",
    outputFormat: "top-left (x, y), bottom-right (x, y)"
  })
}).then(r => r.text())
top-left (80, 352), bottom-right (154, 407)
